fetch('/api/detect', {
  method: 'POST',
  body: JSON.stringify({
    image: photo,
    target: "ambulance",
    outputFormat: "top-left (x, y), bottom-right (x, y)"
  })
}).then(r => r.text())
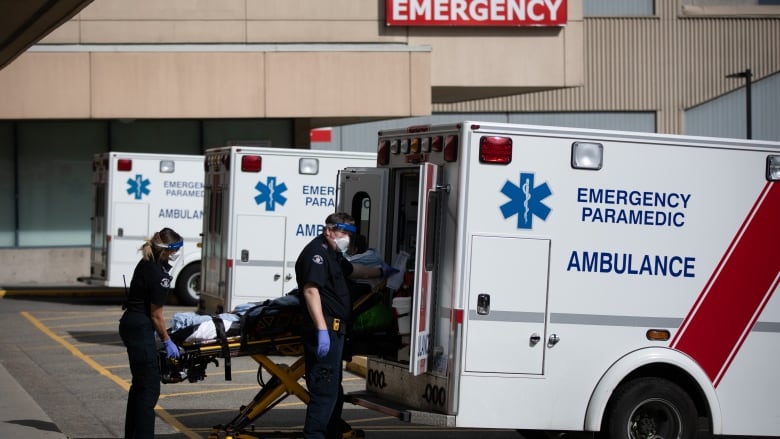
top-left (80, 152), bottom-right (205, 306)
top-left (200, 146), bottom-right (376, 314)
top-left (339, 121), bottom-right (780, 438)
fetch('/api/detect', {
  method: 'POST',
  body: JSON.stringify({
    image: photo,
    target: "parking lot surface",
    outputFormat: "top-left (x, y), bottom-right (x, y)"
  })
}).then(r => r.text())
top-left (0, 291), bottom-right (521, 439)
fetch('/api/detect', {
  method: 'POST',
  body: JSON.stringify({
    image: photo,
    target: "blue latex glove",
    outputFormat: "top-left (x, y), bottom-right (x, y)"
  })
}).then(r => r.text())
top-left (163, 339), bottom-right (180, 359)
top-left (381, 262), bottom-right (400, 278)
top-left (316, 329), bottom-right (330, 359)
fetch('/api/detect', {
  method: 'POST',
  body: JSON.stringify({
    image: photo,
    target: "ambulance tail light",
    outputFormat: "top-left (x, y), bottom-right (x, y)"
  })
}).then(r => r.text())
top-left (377, 140), bottom-right (390, 165)
top-left (479, 136), bottom-right (512, 164)
top-left (431, 136), bottom-right (443, 152)
top-left (159, 160), bottom-right (175, 173)
top-left (443, 135), bottom-right (458, 162)
top-left (572, 142), bottom-right (604, 170)
top-left (299, 158), bottom-right (319, 175)
top-left (768, 155), bottom-right (780, 181)
top-left (117, 159), bottom-right (132, 171)
top-left (241, 155), bottom-right (262, 172)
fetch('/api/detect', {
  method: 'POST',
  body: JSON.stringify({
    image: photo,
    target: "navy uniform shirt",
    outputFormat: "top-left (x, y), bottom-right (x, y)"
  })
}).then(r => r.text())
top-left (295, 234), bottom-right (354, 321)
top-left (125, 258), bottom-right (172, 315)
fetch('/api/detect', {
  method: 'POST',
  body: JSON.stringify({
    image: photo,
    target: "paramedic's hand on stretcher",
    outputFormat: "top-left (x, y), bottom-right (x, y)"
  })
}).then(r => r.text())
top-left (381, 262), bottom-right (399, 278)
top-left (163, 339), bottom-right (180, 359)
top-left (316, 329), bottom-right (330, 358)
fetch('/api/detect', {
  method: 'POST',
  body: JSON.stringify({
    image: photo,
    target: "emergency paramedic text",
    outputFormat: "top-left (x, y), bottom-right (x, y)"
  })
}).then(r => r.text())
top-left (303, 185), bottom-right (336, 207)
top-left (577, 187), bottom-right (691, 227)
top-left (164, 180), bottom-right (204, 197)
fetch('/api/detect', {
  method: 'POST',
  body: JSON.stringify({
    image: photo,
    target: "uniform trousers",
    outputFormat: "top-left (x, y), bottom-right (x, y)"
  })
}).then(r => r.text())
top-left (119, 310), bottom-right (160, 439)
top-left (302, 325), bottom-right (346, 439)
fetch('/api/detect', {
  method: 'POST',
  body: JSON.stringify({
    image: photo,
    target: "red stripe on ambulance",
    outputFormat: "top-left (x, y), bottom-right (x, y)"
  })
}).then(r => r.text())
top-left (671, 182), bottom-right (780, 386)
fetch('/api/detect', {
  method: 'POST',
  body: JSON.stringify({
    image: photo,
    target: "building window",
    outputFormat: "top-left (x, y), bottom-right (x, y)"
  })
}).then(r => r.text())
top-left (584, 0), bottom-right (655, 17)
top-left (680, 0), bottom-right (780, 16)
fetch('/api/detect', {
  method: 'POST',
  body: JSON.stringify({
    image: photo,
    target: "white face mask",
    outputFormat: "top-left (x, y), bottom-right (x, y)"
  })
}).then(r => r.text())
top-left (334, 236), bottom-right (350, 254)
top-left (168, 252), bottom-right (180, 262)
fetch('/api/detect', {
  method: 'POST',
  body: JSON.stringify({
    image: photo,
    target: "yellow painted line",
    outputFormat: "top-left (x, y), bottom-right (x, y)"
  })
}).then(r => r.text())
top-left (21, 311), bottom-right (201, 439)
top-left (159, 385), bottom-right (260, 399)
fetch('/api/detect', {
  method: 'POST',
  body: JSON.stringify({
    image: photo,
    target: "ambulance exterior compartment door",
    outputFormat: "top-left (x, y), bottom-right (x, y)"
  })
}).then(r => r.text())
top-left (230, 215), bottom-right (287, 309)
top-left (465, 235), bottom-right (550, 374)
top-left (111, 202), bottom-right (150, 280)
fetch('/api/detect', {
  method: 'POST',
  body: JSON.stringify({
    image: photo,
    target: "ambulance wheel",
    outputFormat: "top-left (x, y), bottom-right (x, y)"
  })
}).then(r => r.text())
top-left (175, 264), bottom-right (200, 306)
top-left (601, 377), bottom-right (697, 439)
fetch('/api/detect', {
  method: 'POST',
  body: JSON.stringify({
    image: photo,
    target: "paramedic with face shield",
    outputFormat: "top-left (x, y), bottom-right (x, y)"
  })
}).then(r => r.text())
top-left (118, 227), bottom-right (183, 439)
top-left (295, 212), bottom-right (395, 439)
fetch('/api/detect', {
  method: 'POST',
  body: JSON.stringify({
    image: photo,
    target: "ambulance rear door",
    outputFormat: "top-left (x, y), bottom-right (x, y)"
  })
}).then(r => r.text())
top-left (337, 167), bottom-right (389, 254)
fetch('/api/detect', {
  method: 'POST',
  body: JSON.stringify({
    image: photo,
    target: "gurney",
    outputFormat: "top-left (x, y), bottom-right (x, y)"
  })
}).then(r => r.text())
top-left (159, 288), bottom-right (401, 439)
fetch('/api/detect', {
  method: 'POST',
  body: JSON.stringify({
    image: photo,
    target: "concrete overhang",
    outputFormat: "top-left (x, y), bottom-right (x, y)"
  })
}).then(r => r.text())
top-left (0, 0), bottom-right (93, 70)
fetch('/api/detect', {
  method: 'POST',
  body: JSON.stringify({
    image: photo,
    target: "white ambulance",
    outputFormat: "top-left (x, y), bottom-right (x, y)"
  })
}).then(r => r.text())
top-left (340, 121), bottom-right (780, 438)
top-left (200, 146), bottom-right (376, 314)
top-left (80, 152), bottom-right (204, 306)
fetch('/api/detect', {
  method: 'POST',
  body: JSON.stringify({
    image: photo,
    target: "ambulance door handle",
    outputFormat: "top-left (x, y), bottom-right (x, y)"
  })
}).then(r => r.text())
top-left (274, 274), bottom-right (281, 281)
top-left (117, 227), bottom-right (124, 237)
top-left (285, 273), bottom-right (293, 281)
top-left (241, 249), bottom-right (249, 263)
top-left (477, 293), bottom-right (490, 315)
top-left (530, 333), bottom-right (541, 345)
top-left (548, 334), bottom-right (560, 347)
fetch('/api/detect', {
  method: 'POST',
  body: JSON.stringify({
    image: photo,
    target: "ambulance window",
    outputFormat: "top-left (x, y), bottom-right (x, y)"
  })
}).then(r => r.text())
top-left (350, 192), bottom-right (371, 241)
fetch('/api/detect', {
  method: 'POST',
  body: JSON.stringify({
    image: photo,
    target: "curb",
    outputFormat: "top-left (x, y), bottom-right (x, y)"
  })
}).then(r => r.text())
top-left (0, 287), bottom-right (123, 298)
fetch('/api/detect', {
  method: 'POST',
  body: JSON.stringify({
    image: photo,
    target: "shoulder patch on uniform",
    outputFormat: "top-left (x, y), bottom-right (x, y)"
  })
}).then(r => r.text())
top-left (161, 278), bottom-right (171, 288)
top-left (312, 254), bottom-right (323, 265)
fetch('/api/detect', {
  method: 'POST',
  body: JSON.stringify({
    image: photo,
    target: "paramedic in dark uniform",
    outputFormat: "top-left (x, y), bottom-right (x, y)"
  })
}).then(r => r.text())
top-left (119, 227), bottom-right (183, 439)
top-left (296, 212), bottom-right (392, 439)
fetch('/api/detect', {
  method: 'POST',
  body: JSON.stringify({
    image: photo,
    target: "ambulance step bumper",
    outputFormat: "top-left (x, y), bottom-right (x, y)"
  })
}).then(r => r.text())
top-left (346, 391), bottom-right (455, 427)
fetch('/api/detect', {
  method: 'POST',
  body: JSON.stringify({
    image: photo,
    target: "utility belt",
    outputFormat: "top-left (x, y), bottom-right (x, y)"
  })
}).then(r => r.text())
top-left (325, 316), bottom-right (347, 335)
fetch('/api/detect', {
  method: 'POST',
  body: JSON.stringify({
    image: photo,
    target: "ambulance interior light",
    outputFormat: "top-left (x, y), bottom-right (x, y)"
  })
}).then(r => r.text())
top-left (767, 155), bottom-right (780, 181)
top-left (572, 142), bottom-right (604, 170)
top-left (159, 160), bottom-right (175, 173)
top-left (299, 158), bottom-right (319, 175)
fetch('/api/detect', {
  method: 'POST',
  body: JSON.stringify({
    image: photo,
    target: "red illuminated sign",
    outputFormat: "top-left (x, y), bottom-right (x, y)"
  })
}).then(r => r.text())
top-left (387, 0), bottom-right (567, 27)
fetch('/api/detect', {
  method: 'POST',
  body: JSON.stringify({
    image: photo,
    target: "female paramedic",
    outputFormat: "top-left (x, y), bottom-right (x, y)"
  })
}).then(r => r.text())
top-left (118, 227), bottom-right (183, 439)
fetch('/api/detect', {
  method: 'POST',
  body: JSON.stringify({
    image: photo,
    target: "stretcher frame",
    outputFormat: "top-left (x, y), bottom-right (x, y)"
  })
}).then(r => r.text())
top-left (162, 290), bottom-right (391, 439)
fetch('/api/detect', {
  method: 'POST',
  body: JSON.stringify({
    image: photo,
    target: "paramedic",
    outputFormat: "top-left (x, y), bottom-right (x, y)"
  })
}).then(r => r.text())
top-left (119, 227), bottom-right (183, 439)
top-left (295, 212), bottom-right (394, 439)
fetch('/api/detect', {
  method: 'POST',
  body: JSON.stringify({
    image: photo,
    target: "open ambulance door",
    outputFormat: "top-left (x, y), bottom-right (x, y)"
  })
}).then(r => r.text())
top-left (337, 167), bottom-right (389, 255)
top-left (410, 163), bottom-right (444, 376)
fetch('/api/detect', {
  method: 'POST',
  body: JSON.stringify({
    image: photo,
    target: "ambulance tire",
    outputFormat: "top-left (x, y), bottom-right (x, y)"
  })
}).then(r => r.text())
top-left (175, 264), bottom-right (200, 306)
top-left (601, 377), bottom-right (697, 439)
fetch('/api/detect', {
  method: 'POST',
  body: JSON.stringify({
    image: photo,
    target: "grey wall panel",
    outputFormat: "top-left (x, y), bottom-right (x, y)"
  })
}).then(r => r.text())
top-left (686, 71), bottom-right (780, 141)
top-left (508, 112), bottom-right (655, 132)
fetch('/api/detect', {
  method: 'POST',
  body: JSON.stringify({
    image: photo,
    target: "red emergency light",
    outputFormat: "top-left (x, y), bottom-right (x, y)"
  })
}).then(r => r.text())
top-left (479, 136), bottom-right (512, 164)
top-left (377, 140), bottom-right (390, 165)
top-left (241, 155), bottom-right (261, 172)
top-left (117, 159), bottom-right (132, 171)
top-left (443, 135), bottom-right (458, 162)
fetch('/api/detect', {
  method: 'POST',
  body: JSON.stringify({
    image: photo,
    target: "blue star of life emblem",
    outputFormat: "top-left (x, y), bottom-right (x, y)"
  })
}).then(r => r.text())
top-left (127, 174), bottom-right (151, 200)
top-left (254, 176), bottom-right (288, 211)
top-left (500, 172), bottom-right (552, 229)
